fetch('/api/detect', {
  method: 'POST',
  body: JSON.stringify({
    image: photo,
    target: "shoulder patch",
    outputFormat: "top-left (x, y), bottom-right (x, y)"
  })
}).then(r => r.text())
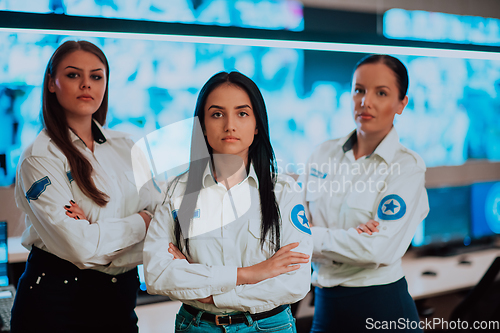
top-left (377, 194), bottom-right (406, 220)
top-left (26, 176), bottom-right (52, 202)
top-left (67, 171), bottom-right (74, 183)
top-left (289, 204), bottom-right (311, 235)
top-left (310, 167), bottom-right (327, 179)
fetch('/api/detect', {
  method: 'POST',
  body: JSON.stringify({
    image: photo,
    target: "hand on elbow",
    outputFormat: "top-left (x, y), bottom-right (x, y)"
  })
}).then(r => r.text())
top-left (197, 295), bottom-right (214, 304)
top-left (64, 200), bottom-right (88, 222)
top-left (237, 242), bottom-right (309, 285)
top-left (168, 243), bottom-right (192, 263)
top-left (356, 220), bottom-right (379, 235)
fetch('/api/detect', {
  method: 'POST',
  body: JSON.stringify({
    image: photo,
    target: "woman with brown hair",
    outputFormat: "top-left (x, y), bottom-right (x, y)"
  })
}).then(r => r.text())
top-left (303, 54), bottom-right (428, 332)
top-left (10, 40), bottom-right (161, 332)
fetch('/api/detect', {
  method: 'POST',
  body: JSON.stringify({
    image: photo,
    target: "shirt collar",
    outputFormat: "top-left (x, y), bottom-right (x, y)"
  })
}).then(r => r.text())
top-left (202, 161), bottom-right (259, 189)
top-left (341, 127), bottom-right (399, 164)
top-left (371, 126), bottom-right (399, 164)
top-left (69, 119), bottom-right (107, 145)
top-left (342, 129), bottom-right (357, 153)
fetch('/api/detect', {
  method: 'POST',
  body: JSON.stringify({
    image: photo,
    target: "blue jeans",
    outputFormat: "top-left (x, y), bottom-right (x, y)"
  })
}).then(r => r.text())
top-left (175, 304), bottom-right (296, 333)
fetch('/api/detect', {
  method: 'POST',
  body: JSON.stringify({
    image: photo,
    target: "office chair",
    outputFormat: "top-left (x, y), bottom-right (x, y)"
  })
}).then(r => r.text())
top-left (448, 256), bottom-right (500, 330)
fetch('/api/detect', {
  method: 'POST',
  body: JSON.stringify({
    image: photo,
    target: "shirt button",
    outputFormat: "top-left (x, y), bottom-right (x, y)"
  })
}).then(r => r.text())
top-left (111, 277), bottom-right (118, 283)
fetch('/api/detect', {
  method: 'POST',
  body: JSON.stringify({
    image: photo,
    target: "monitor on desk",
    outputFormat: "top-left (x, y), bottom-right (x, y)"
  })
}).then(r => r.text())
top-left (412, 182), bottom-right (500, 255)
top-left (0, 222), bottom-right (8, 287)
top-left (412, 185), bottom-right (472, 250)
top-left (471, 181), bottom-right (500, 240)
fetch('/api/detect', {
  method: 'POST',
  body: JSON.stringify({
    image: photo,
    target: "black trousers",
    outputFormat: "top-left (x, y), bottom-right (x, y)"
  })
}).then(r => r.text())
top-left (11, 246), bottom-right (140, 333)
top-left (310, 277), bottom-right (422, 333)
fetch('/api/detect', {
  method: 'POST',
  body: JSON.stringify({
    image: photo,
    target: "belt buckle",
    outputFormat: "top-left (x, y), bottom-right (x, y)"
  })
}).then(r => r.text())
top-left (215, 314), bottom-right (231, 325)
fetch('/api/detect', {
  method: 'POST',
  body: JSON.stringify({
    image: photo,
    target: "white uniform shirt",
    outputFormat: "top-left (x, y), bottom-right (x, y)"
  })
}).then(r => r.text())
top-left (301, 127), bottom-right (429, 287)
top-left (144, 163), bottom-right (312, 315)
top-left (15, 120), bottom-right (162, 275)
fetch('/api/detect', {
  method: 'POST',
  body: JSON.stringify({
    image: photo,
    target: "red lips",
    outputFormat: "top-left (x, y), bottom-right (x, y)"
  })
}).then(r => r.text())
top-left (358, 112), bottom-right (374, 120)
top-left (77, 94), bottom-right (93, 100)
top-left (222, 136), bottom-right (239, 141)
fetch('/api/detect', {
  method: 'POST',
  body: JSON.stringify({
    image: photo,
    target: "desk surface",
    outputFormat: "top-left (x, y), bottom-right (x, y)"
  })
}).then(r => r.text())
top-left (8, 237), bottom-right (28, 263)
top-left (402, 248), bottom-right (500, 299)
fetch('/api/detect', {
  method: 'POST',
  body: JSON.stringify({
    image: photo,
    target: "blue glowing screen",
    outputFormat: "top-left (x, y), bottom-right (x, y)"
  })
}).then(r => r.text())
top-left (471, 181), bottom-right (500, 239)
top-left (384, 8), bottom-right (500, 47)
top-left (412, 186), bottom-right (471, 248)
top-left (1, 30), bottom-right (500, 186)
top-left (0, 222), bottom-right (8, 287)
top-left (413, 182), bottom-right (500, 248)
top-left (0, 0), bottom-right (304, 31)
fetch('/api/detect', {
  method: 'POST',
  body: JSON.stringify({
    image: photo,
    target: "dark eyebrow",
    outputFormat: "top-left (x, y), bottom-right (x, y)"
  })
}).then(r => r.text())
top-left (65, 66), bottom-right (103, 72)
top-left (208, 104), bottom-right (252, 111)
top-left (355, 83), bottom-right (391, 90)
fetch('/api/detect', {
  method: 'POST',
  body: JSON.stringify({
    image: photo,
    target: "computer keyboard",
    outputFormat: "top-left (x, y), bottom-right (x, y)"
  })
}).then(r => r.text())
top-left (0, 285), bottom-right (16, 332)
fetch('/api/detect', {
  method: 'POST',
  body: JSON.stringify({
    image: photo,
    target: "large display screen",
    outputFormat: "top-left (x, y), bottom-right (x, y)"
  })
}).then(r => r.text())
top-left (384, 8), bottom-right (500, 47)
top-left (0, 0), bottom-right (304, 31)
top-left (1, 29), bottom-right (500, 187)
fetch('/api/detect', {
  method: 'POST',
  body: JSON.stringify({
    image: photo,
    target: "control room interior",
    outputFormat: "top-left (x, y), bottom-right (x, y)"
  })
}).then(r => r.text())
top-left (1, 0), bottom-right (500, 332)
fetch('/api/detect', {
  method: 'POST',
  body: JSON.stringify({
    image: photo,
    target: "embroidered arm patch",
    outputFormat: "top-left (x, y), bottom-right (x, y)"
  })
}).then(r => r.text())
top-left (377, 194), bottom-right (406, 220)
top-left (290, 204), bottom-right (311, 235)
top-left (26, 176), bottom-right (52, 203)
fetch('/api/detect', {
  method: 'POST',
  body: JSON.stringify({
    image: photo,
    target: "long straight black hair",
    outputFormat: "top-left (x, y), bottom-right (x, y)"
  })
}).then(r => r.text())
top-left (172, 71), bottom-right (281, 257)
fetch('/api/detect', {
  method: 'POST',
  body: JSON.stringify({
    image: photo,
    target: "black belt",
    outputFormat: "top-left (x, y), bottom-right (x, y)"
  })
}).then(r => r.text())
top-left (183, 304), bottom-right (288, 326)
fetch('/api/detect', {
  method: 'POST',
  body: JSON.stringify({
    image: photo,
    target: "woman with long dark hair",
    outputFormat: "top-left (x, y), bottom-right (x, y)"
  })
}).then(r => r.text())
top-left (144, 71), bottom-right (312, 332)
top-left (11, 40), bottom-right (161, 332)
top-left (303, 55), bottom-right (429, 332)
